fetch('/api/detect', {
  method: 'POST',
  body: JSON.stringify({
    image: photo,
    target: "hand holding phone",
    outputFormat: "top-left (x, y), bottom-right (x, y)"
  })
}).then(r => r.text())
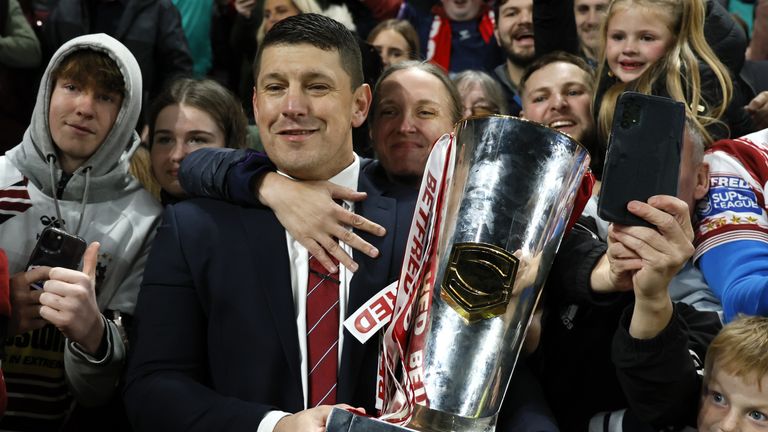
top-left (26, 226), bottom-right (87, 289)
top-left (40, 242), bottom-right (105, 354)
top-left (598, 92), bottom-right (685, 227)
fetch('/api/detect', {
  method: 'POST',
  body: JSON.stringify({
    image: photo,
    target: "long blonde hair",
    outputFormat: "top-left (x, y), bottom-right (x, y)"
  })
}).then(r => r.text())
top-left (595, 0), bottom-right (733, 144)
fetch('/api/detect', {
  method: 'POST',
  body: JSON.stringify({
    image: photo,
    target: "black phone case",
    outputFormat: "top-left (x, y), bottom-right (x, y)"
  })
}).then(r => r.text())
top-left (598, 92), bottom-right (685, 227)
top-left (26, 226), bottom-right (87, 270)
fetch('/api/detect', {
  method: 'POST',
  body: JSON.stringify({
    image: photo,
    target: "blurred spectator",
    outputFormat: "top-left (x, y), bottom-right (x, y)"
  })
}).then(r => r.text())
top-left (0, 0), bottom-right (42, 154)
top-left (745, 89), bottom-right (768, 130)
top-left (748, 0), bottom-right (766, 60)
top-left (41, 0), bottom-right (193, 119)
top-left (367, 18), bottom-right (420, 67)
top-left (492, 0), bottom-right (535, 115)
top-left (453, 69), bottom-right (508, 118)
top-left (172, 0), bottom-right (213, 77)
top-left (401, 0), bottom-right (503, 74)
top-left (256, 0), bottom-right (355, 44)
top-left (573, 0), bottom-right (607, 64)
top-left (228, 0), bottom-right (262, 117)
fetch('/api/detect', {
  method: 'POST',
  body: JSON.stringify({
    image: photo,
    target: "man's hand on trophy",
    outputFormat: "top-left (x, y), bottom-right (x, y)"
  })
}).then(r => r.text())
top-left (608, 195), bottom-right (694, 339)
top-left (274, 404), bottom-right (365, 432)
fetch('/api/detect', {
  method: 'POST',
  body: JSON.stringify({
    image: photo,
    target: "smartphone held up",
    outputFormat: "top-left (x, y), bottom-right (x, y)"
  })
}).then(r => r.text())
top-left (598, 92), bottom-right (686, 227)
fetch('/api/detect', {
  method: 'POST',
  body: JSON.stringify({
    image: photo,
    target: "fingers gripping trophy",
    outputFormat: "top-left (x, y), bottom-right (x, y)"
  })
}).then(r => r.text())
top-left (329, 116), bottom-right (591, 432)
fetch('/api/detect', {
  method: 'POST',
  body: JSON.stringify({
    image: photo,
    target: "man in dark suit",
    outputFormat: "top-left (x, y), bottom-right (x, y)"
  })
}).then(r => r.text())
top-left (123, 14), bottom-right (411, 432)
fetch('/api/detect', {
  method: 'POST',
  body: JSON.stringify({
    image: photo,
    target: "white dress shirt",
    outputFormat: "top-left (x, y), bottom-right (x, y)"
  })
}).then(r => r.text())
top-left (258, 155), bottom-right (360, 432)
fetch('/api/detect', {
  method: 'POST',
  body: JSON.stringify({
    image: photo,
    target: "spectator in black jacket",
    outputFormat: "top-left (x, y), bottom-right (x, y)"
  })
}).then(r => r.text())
top-left (41, 0), bottom-right (193, 120)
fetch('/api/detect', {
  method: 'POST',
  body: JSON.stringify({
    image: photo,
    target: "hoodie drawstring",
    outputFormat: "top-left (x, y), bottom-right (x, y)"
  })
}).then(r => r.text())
top-left (47, 154), bottom-right (64, 224)
top-left (46, 154), bottom-right (91, 236)
top-left (74, 168), bottom-right (91, 235)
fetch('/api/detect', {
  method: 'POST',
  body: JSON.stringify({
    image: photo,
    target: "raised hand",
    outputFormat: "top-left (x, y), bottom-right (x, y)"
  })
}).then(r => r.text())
top-left (40, 242), bottom-right (105, 355)
top-left (608, 196), bottom-right (694, 339)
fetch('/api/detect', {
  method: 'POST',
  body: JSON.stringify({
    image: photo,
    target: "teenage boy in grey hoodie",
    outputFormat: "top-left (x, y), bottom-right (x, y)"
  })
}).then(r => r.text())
top-left (0, 33), bottom-right (161, 430)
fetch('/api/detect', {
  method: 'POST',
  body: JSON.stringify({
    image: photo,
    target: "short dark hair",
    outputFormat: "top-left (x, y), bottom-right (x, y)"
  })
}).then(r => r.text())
top-left (519, 51), bottom-right (594, 96)
top-left (51, 49), bottom-right (124, 97)
top-left (148, 78), bottom-right (248, 150)
top-left (252, 13), bottom-right (364, 89)
top-left (372, 61), bottom-right (463, 124)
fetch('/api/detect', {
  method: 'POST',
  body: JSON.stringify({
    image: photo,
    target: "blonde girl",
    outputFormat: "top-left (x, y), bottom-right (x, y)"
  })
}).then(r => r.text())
top-left (594, 0), bottom-right (733, 144)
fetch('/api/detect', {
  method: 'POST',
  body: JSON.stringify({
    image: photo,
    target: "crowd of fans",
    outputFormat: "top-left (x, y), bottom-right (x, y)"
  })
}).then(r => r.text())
top-left (0, 0), bottom-right (767, 430)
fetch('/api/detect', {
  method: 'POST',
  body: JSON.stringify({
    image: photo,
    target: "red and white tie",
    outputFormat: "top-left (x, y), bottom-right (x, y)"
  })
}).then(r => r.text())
top-left (306, 255), bottom-right (340, 407)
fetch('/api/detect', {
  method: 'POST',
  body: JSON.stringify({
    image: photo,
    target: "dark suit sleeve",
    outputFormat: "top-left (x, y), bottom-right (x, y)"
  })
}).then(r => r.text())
top-left (123, 205), bottom-right (271, 431)
top-left (179, 147), bottom-right (274, 206)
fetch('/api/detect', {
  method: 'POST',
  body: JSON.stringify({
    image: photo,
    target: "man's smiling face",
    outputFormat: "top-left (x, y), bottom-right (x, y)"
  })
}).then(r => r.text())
top-left (253, 43), bottom-right (370, 180)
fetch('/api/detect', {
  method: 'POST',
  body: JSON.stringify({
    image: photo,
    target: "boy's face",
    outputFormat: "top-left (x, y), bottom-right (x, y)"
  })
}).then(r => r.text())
top-left (698, 364), bottom-right (768, 431)
top-left (49, 77), bottom-right (123, 173)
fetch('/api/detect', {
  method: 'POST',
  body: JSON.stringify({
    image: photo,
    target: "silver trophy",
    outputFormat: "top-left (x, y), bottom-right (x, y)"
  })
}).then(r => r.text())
top-left (329, 116), bottom-right (590, 432)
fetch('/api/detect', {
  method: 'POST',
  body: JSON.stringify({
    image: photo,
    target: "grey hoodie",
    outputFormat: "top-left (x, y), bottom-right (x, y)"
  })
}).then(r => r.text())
top-left (0, 34), bottom-right (162, 423)
top-left (7, 33), bottom-right (143, 203)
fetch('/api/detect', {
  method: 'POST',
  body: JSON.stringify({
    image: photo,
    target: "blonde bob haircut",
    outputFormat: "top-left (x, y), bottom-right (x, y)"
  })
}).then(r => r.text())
top-left (595, 0), bottom-right (733, 145)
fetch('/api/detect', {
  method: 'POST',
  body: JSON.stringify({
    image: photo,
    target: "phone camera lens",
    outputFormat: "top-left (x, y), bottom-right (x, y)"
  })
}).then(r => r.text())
top-left (43, 230), bottom-right (64, 251)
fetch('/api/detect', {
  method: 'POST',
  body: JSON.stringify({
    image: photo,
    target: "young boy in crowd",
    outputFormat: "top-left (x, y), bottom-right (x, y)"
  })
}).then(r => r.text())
top-left (698, 315), bottom-right (768, 430)
top-left (0, 33), bottom-right (161, 429)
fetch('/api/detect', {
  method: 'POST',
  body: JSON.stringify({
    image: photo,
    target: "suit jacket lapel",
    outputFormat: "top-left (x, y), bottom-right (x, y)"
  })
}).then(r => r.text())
top-left (338, 171), bottom-right (398, 403)
top-left (239, 208), bottom-right (303, 402)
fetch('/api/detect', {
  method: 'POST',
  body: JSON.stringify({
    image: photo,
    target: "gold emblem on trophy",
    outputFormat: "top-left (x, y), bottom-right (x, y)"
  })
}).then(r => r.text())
top-left (441, 242), bottom-right (519, 322)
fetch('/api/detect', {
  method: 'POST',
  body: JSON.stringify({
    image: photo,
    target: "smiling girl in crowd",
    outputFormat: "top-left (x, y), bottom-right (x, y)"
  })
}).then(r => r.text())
top-left (594, 0), bottom-right (733, 145)
top-left (148, 78), bottom-right (248, 204)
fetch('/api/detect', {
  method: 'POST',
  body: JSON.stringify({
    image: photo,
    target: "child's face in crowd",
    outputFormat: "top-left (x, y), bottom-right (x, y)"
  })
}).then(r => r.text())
top-left (441, 0), bottom-right (483, 21)
top-left (372, 29), bottom-right (411, 68)
top-left (372, 68), bottom-right (454, 183)
top-left (574, 0), bottom-right (608, 55)
top-left (263, 0), bottom-right (299, 34)
top-left (604, 6), bottom-right (674, 82)
top-left (48, 78), bottom-right (122, 174)
top-left (151, 103), bottom-right (227, 197)
top-left (698, 364), bottom-right (768, 431)
top-left (521, 61), bottom-right (593, 142)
